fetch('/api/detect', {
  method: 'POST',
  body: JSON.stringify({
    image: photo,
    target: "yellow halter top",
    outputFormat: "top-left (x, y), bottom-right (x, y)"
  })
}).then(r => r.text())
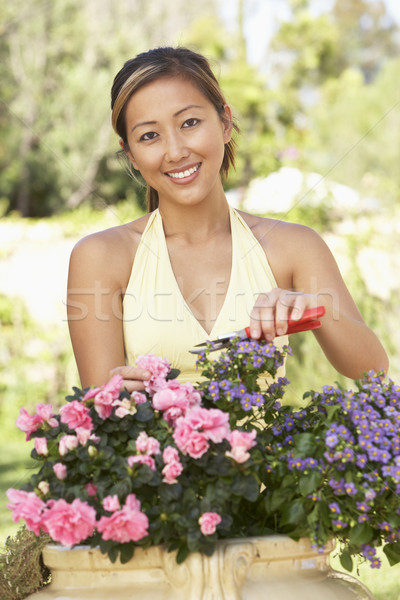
top-left (122, 205), bottom-right (288, 384)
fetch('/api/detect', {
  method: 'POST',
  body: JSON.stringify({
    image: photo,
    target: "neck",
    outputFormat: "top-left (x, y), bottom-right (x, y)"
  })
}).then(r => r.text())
top-left (158, 195), bottom-right (231, 239)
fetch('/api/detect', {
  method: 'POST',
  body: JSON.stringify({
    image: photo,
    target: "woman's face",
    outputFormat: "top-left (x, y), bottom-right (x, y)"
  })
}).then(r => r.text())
top-left (122, 76), bottom-right (232, 208)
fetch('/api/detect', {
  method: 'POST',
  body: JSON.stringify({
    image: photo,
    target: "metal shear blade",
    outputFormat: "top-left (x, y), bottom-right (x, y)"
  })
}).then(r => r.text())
top-left (189, 306), bottom-right (325, 354)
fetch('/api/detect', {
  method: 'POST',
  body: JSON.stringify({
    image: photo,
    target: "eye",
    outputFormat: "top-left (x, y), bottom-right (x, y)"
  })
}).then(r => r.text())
top-left (182, 118), bottom-right (200, 128)
top-left (139, 131), bottom-right (158, 141)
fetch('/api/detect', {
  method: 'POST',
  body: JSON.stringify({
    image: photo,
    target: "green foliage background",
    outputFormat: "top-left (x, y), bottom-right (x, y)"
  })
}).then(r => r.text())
top-left (1, 0), bottom-right (399, 597)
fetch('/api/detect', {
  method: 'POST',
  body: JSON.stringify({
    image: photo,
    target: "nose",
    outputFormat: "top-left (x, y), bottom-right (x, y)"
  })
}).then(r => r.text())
top-left (164, 130), bottom-right (190, 163)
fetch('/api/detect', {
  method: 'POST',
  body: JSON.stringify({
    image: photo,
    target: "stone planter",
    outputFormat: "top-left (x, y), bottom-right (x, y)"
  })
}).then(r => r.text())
top-left (27, 535), bottom-right (375, 600)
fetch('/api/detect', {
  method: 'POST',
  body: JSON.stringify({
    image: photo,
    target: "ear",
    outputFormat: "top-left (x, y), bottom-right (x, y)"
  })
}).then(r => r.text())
top-left (222, 105), bottom-right (233, 143)
top-left (119, 138), bottom-right (138, 170)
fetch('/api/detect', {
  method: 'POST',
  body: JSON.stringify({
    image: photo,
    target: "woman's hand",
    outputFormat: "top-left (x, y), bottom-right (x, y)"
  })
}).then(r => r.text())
top-left (109, 366), bottom-right (151, 393)
top-left (249, 288), bottom-right (320, 341)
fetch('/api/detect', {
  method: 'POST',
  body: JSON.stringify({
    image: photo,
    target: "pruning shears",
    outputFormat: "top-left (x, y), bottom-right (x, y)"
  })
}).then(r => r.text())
top-left (189, 306), bottom-right (325, 354)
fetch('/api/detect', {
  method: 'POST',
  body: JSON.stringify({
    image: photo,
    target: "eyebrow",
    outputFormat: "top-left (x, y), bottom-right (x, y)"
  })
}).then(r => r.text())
top-left (131, 104), bottom-right (204, 133)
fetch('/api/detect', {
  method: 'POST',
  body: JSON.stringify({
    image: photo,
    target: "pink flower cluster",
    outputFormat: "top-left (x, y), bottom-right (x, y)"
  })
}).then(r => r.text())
top-left (198, 512), bottom-right (222, 535)
top-left (82, 374), bottom-right (125, 419)
top-left (97, 494), bottom-right (149, 543)
top-left (6, 489), bottom-right (148, 547)
top-left (173, 407), bottom-right (230, 459)
top-left (16, 404), bottom-right (58, 440)
top-left (136, 354), bottom-right (171, 394)
top-left (226, 429), bottom-right (257, 464)
top-left (162, 446), bottom-right (183, 484)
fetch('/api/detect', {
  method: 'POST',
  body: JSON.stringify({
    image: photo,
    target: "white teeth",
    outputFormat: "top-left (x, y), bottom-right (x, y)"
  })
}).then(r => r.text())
top-left (167, 164), bottom-right (200, 179)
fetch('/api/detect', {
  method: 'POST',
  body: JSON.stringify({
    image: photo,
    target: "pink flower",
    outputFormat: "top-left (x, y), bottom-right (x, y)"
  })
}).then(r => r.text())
top-left (60, 401), bottom-right (93, 432)
top-left (184, 407), bottom-right (230, 443)
top-left (172, 407), bottom-right (230, 459)
top-left (136, 354), bottom-right (170, 393)
top-left (131, 391), bottom-right (147, 405)
top-left (53, 463), bottom-right (67, 480)
top-left (135, 432), bottom-right (161, 455)
top-left (59, 435), bottom-right (79, 456)
top-left (103, 374), bottom-right (124, 398)
top-left (97, 494), bottom-right (149, 543)
top-left (82, 386), bottom-right (100, 401)
top-left (162, 459), bottom-right (183, 484)
top-left (114, 398), bottom-right (136, 418)
top-left (42, 498), bottom-right (96, 546)
top-left (85, 483), bottom-right (98, 497)
top-left (16, 404), bottom-right (58, 440)
top-left (75, 427), bottom-right (93, 445)
top-left (102, 495), bottom-right (121, 512)
top-left (152, 380), bottom-right (201, 423)
top-left (173, 421), bottom-right (210, 459)
top-left (16, 407), bottom-right (43, 439)
top-left (90, 375), bottom-right (124, 419)
top-left (226, 429), bottom-right (257, 464)
top-left (6, 489), bottom-right (46, 535)
top-left (163, 446), bottom-right (180, 463)
top-left (93, 391), bottom-right (114, 419)
top-left (34, 437), bottom-right (48, 456)
top-left (199, 512), bottom-right (222, 535)
top-left (127, 454), bottom-right (156, 471)
top-left (36, 404), bottom-right (58, 428)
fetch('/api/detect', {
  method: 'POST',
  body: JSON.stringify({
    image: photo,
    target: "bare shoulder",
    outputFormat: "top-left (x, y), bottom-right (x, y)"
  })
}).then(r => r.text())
top-left (69, 213), bottom-right (151, 287)
top-left (237, 210), bottom-right (324, 252)
top-left (237, 210), bottom-right (332, 286)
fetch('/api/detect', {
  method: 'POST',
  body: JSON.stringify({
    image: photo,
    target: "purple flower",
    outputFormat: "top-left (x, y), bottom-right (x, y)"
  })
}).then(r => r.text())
top-left (356, 502), bottom-right (370, 512)
top-left (356, 454), bottom-right (367, 468)
top-left (326, 433), bottom-right (339, 448)
top-left (329, 502), bottom-right (341, 514)
top-left (378, 521), bottom-right (393, 533)
top-left (344, 482), bottom-right (357, 496)
top-left (240, 394), bottom-right (253, 412)
top-left (332, 519), bottom-right (347, 530)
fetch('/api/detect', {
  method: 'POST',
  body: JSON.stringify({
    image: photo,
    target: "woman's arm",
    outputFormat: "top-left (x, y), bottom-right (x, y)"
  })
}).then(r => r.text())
top-left (67, 231), bottom-right (150, 391)
top-left (249, 221), bottom-right (389, 379)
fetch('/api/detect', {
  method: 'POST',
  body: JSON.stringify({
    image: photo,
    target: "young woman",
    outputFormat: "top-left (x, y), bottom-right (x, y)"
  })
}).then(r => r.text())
top-left (67, 46), bottom-right (388, 392)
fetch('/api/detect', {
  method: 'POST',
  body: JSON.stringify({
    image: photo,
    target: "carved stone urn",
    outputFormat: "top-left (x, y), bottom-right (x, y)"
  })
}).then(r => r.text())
top-left (27, 535), bottom-right (375, 600)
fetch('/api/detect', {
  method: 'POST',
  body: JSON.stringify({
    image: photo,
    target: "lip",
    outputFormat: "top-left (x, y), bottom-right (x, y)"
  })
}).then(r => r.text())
top-left (164, 162), bottom-right (201, 184)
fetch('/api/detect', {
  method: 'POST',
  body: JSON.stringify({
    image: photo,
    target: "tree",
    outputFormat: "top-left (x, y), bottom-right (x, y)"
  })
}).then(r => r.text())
top-left (0, 0), bottom-right (217, 217)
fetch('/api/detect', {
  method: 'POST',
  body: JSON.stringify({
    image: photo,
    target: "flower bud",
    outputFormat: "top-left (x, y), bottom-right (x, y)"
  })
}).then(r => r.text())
top-left (88, 445), bottom-right (98, 458)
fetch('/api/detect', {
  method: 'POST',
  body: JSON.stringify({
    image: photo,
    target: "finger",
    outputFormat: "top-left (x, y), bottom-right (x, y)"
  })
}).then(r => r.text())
top-left (274, 292), bottom-right (298, 335)
top-left (289, 294), bottom-right (308, 321)
top-left (249, 292), bottom-right (276, 339)
top-left (121, 379), bottom-right (146, 393)
top-left (110, 366), bottom-right (151, 381)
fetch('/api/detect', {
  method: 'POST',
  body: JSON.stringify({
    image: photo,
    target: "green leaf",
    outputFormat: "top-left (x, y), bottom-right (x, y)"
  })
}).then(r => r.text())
top-left (298, 471), bottom-right (322, 496)
top-left (281, 499), bottom-right (306, 525)
top-left (383, 542), bottom-right (400, 566)
top-left (293, 433), bottom-right (316, 455)
top-left (267, 487), bottom-right (292, 512)
top-left (339, 548), bottom-right (353, 572)
top-left (349, 522), bottom-right (374, 546)
top-left (119, 543), bottom-right (134, 564)
top-left (325, 404), bottom-right (341, 421)
top-left (167, 368), bottom-right (180, 381)
top-left (176, 544), bottom-right (189, 564)
top-left (108, 546), bottom-right (119, 563)
top-left (135, 404), bottom-right (154, 422)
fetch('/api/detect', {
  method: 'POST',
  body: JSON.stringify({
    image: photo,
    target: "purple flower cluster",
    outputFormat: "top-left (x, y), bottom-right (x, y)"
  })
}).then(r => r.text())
top-left (266, 370), bottom-right (400, 568)
top-left (197, 337), bottom-right (291, 416)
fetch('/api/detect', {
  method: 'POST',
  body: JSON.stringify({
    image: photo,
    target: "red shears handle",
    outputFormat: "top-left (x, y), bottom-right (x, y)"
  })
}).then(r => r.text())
top-left (243, 306), bottom-right (325, 337)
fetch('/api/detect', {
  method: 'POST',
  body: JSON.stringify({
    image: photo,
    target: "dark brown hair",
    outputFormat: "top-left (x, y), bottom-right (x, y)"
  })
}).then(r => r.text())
top-left (111, 47), bottom-right (238, 212)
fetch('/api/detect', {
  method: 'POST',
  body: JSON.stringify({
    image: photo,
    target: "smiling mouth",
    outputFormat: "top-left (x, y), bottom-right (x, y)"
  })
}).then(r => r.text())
top-left (165, 163), bottom-right (201, 179)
